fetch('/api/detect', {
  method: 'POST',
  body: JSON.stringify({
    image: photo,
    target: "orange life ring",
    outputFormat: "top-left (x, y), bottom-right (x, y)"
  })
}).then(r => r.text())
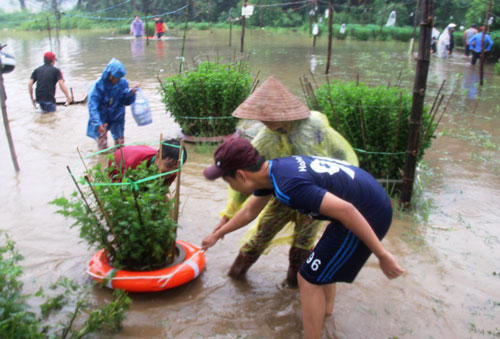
top-left (87, 240), bottom-right (205, 293)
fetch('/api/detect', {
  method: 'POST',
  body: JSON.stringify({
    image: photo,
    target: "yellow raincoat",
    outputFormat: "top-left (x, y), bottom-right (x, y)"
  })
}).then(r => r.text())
top-left (221, 111), bottom-right (359, 256)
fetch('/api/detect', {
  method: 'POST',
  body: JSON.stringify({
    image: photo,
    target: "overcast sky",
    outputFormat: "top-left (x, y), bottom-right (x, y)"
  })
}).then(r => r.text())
top-left (0, 0), bottom-right (76, 12)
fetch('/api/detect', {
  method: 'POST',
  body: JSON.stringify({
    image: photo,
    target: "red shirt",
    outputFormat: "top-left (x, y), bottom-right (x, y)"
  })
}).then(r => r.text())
top-left (110, 145), bottom-right (177, 186)
top-left (155, 21), bottom-right (165, 33)
top-left (113, 145), bottom-right (157, 170)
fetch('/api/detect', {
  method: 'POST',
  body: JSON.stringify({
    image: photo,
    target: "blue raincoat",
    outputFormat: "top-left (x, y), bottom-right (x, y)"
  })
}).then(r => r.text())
top-left (86, 59), bottom-right (136, 140)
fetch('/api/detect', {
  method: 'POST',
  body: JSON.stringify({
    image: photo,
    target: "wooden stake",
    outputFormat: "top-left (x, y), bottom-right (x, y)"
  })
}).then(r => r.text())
top-left (84, 175), bottom-right (118, 242)
top-left (325, 0), bottom-right (334, 74)
top-left (76, 147), bottom-right (91, 176)
top-left (0, 44), bottom-right (20, 172)
top-left (158, 133), bottom-right (164, 187)
top-left (173, 139), bottom-right (184, 224)
top-left (419, 93), bottom-right (444, 151)
top-left (387, 93), bottom-right (403, 179)
top-left (358, 100), bottom-right (367, 149)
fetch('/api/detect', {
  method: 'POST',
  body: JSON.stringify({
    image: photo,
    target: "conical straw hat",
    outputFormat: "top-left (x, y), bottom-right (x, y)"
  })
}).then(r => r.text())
top-left (232, 76), bottom-right (310, 121)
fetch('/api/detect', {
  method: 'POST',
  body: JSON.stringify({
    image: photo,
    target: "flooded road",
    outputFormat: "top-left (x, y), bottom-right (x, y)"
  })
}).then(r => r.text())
top-left (1, 29), bottom-right (499, 338)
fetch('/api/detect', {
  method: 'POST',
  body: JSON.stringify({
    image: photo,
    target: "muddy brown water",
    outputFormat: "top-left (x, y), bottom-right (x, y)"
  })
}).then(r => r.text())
top-left (1, 29), bottom-right (499, 338)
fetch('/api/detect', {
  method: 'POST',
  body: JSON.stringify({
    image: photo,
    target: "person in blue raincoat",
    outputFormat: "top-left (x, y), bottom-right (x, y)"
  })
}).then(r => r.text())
top-left (87, 58), bottom-right (140, 150)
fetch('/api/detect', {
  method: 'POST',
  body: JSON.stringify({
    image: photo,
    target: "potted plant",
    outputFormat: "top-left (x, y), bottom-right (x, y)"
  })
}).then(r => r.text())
top-left (159, 60), bottom-right (253, 142)
top-left (52, 159), bottom-right (177, 272)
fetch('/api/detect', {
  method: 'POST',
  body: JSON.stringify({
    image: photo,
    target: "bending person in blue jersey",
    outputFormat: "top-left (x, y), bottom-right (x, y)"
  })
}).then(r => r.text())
top-left (201, 137), bottom-right (405, 339)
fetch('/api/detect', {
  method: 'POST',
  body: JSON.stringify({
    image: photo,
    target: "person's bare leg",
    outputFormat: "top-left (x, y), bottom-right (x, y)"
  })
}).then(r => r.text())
top-left (298, 273), bottom-right (325, 339)
top-left (323, 283), bottom-right (336, 316)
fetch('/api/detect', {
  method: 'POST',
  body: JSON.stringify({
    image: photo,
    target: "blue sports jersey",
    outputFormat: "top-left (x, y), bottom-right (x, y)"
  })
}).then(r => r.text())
top-left (254, 156), bottom-right (390, 221)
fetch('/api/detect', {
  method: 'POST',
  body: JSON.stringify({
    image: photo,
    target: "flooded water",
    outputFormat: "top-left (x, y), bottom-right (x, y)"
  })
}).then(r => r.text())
top-left (1, 28), bottom-right (499, 338)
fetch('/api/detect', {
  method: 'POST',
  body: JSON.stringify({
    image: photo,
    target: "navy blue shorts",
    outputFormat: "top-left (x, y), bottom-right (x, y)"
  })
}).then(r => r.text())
top-left (299, 202), bottom-right (392, 285)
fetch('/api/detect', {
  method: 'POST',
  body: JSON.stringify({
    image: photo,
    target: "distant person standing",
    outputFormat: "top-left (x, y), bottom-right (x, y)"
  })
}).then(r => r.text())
top-left (469, 26), bottom-right (494, 66)
top-left (87, 58), bottom-right (140, 150)
top-left (130, 15), bottom-right (144, 38)
top-left (437, 23), bottom-right (457, 58)
top-left (153, 17), bottom-right (169, 39)
top-left (463, 24), bottom-right (478, 57)
top-left (28, 52), bottom-right (72, 113)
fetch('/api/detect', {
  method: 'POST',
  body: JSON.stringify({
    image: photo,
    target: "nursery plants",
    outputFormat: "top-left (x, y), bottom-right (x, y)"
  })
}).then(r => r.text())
top-left (307, 80), bottom-right (436, 182)
top-left (160, 60), bottom-right (253, 138)
top-left (51, 156), bottom-right (178, 271)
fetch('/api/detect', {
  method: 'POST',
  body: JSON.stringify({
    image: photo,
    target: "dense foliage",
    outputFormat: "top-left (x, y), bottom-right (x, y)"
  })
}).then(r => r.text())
top-left (160, 61), bottom-right (252, 137)
top-left (1, 0), bottom-right (498, 32)
top-left (51, 159), bottom-right (178, 271)
top-left (0, 234), bottom-right (130, 338)
top-left (311, 81), bottom-right (436, 180)
top-left (1, 1), bottom-right (499, 52)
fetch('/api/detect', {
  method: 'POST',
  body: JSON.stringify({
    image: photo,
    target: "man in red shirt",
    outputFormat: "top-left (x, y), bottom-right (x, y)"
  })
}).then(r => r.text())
top-left (111, 139), bottom-right (187, 187)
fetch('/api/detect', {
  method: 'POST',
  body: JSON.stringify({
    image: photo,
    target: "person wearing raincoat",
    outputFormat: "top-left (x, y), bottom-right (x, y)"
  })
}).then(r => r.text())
top-left (437, 23), bottom-right (457, 58)
top-left (211, 76), bottom-right (359, 287)
top-left (87, 58), bottom-right (139, 150)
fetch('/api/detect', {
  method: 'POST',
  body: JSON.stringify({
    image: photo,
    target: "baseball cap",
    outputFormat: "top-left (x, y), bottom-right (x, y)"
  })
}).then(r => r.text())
top-left (449, 23), bottom-right (457, 28)
top-left (203, 137), bottom-right (259, 180)
top-left (44, 51), bottom-right (56, 62)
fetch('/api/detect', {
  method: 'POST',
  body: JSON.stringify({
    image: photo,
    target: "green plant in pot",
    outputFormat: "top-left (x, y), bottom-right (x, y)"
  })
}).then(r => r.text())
top-left (159, 60), bottom-right (253, 138)
top-left (51, 159), bottom-right (178, 271)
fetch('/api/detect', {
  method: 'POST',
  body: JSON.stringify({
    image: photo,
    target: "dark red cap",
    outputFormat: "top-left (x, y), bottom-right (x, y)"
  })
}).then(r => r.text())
top-left (203, 137), bottom-right (259, 180)
top-left (44, 51), bottom-right (56, 62)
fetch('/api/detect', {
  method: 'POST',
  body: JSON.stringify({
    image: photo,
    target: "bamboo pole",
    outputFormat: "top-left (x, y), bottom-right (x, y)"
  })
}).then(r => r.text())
top-left (241, 0), bottom-right (248, 53)
top-left (400, 0), bottom-right (434, 208)
top-left (325, 0), bottom-right (334, 74)
top-left (0, 45), bottom-right (20, 172)
top-left (479, 0), bottom-right (492, 86)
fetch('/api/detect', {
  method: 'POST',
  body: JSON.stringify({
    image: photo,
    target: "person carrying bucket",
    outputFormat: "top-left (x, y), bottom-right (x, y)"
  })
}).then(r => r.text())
top-left (86, 58), bottom-right (140, 150)
top-left (211, 76), bottom-right (359, 287)
top-left (201, 137), bottom-right (405, 339)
